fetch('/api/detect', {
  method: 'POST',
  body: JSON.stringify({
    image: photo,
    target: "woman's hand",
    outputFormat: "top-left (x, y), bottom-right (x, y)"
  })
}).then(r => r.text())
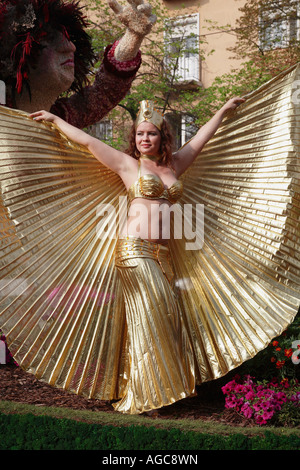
top-left (221, 97), bottom-right (246, 114)
top-left (173, 97), bottom-right (246, 176)
top-left (30, 110), bottom-right (59, 123)
top-left (30, 109), bottom-right (133, 178)
top-left (30, 110), bottom-right (91, 148)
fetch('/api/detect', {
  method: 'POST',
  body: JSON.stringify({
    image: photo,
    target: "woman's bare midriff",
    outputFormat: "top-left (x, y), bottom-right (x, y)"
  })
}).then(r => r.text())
top-left (119, 198), bottom-right (174, 245)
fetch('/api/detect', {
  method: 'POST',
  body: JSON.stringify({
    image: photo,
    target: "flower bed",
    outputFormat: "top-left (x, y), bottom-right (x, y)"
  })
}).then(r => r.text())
top-left (222, 375), bottom-right (300, 426)
top-left (221, 312), bottom-right (300, 426)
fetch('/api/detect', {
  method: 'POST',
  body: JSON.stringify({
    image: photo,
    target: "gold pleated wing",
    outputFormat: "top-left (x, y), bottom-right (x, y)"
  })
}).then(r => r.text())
top-left (171, 63), bottom-right (300, 384)
top-left (0, 106), bottom-right (127, 400)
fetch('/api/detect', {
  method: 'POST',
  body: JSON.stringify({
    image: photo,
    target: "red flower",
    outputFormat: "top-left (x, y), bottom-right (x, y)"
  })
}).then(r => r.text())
top-left (272, 341), bottom-right (279, 347)
top-left (276, 360), bottom-right (285, 369)
top-left (284, 348), bottom-right (293, 358)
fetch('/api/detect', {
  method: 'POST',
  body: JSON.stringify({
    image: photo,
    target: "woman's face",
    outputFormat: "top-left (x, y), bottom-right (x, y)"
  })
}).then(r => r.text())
top-left (135, 122), bottom-right (161, 158)
top-left (30, 31), bottom-right (76, 95)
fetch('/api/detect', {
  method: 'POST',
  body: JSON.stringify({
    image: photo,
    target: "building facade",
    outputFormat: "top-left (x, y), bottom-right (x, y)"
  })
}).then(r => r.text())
top-left (86, 0), bottom-right (247, 140)
top-left (162, 0), bottom-right (246, 88)
top-left (85, 0), bottom-right (299, 143)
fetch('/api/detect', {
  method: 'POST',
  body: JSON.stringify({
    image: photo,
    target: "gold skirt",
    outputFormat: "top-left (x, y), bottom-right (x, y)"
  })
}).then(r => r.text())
top-left (113, 237), bottom-right (195, 414)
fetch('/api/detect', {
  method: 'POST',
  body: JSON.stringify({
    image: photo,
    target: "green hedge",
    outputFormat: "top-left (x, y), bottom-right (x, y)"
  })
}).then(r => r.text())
top-left (0, 412), bottom-right (300, 450)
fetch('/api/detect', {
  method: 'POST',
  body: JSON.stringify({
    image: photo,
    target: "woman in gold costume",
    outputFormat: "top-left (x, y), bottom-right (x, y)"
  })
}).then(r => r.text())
top-left (30, 97), bottom-right (244, 414)
top-left (1, 64), bottom-right (300, 415)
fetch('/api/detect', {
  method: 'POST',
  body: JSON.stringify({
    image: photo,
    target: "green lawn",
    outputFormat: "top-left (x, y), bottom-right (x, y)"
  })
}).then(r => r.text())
top-left (1, 398), bottom-right (299, 439)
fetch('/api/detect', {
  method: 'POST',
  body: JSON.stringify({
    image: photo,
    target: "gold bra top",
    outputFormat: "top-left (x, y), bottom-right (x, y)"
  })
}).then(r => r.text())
top-left (127, 159), bottom-right (183, 204)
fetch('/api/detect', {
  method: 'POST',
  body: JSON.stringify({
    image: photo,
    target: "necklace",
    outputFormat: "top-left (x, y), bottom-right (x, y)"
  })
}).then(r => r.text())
top-left (140, 154), bottom-right (160, 162)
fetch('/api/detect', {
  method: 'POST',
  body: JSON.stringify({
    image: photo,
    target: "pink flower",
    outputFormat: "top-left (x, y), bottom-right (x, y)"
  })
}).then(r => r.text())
top-left (241, 403), bottom-right (253, 419)
top-left (245, 390), bottom-right (256, 401)
top-left (260, 400), bottom-right (273, 410)
top-left (222, 374), bottom-right (299, 426)
top-left (225, 396), bottom-right (239, 409)
top-left (255, 415), bottom-right (268, 425)
top-left (261, 410), bottom-right (274, 421)
top-left (221, 379), bottom-right (239, 394)
top-left (253, 402), bottom-right (262, 412)
top-left (290, 393), bottom-right (300, 403)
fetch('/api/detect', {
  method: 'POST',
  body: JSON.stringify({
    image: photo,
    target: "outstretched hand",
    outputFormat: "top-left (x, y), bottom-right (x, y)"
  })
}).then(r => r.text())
top-left (30, 110), bottom-right (58, 123)
top-left (108, 0), bottom-right (156, 61)
top-left (108, 0), bottom-right (156, 38)
top-left (222, 97), bottom-right (246, 113)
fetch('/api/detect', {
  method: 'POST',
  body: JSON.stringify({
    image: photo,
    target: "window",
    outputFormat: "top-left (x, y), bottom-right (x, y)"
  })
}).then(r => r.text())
top-left (259, 1), bottom-right (299, 50)
top-left (181, 115), bottom-right (198, 146)
top-left (164, 13), bottom-right (200, 83)
top-left (166, 113), bottom-right (198, 149)
top-left (87, 120), bottom-right (113, 141)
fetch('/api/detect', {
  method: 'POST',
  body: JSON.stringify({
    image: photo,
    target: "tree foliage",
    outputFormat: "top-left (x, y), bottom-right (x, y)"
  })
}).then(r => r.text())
top-left (84, 0), bottom-right (300, 139)
top-left (230, 0), bottom-right (300, 62)
top-left (84, 0), bottom-right (212, 145)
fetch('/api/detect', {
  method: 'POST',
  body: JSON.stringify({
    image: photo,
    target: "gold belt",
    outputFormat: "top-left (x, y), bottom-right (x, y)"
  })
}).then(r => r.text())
top-left (115, 236), bottom-right (174, 283)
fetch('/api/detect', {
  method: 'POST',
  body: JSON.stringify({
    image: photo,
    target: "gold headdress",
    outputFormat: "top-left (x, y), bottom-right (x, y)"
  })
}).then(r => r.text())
top-left (135, 100), bottom-right (164, 130)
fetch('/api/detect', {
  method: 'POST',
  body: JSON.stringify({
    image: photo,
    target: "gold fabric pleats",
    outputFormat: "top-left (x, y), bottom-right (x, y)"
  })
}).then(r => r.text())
top-left (174, 63), bottom-right (300, 383)
top-left (0, 107), bottom-right (127, 401)
top-left (0, 63), bottom-right (300, 413)
top-left (113, 237), bottom-right (195, 414)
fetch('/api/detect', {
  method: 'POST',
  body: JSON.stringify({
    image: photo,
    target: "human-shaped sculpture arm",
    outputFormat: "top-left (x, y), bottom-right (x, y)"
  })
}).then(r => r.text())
top-left (109, 0), bottom-right (156, 61)
top-left (50, 49), bottom-right (140, 128)
top-left (51, 0), bottom-right (156, 129)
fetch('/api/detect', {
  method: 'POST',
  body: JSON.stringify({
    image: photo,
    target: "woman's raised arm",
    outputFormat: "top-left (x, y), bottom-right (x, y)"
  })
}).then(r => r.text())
top-left (30, 110), bottom-right (131, 176)
top-left (172, 97), bottom-right (245, 177)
